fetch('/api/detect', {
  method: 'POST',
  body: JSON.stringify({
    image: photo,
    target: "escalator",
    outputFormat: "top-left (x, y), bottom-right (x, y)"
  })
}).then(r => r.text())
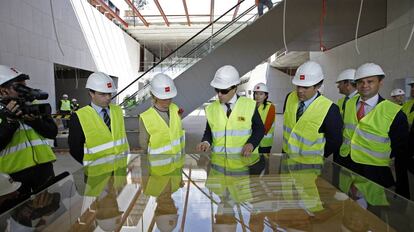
top-left (118, 0), bottom-right (387, 119)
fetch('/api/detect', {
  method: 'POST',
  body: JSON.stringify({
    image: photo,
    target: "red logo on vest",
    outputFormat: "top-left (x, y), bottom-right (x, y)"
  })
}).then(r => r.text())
top-left (300, 74), bottom-right (305, 80)
top-left (107, 82), bottom-right (112, 88)
top-left (165, 86), bottom-right (170, 92)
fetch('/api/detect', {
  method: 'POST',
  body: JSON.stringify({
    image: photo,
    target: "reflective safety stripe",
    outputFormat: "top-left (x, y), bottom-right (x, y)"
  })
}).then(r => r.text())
top-left (283, 125), bottom-right (292, 133)
top-left (148, 136), bottom-right (184, 154)
top-left (264, 133), bottom-right (273, 138)
top-left (149, 154), bottom-right (182, 167)
top-left (0, 139), bottom-right (49, 157)
top-left (210, 152), bottom-right (242, 160)
top-left (351, 144), bottom-right (390, 159)
top-left (211, 164), bottom-right (249, 176)
top-left (287, 143), bottom-right (323, 156)
top-left (84, 138), bottom-right (128, 154)
top-left (290, 132), bottom-right (325, 146)
top-left (211, 129), bottom-right (252, 138)
top-left (343, 138), bottom-right (351, 145)
top-left (344, 123), bottom-right (356, 130)
top-left (355, 129), bottom-right (390, 143)
top-left (288, 163), bottom-right (323, 171)
top-left (212, 146), bottom-right (243, 154)
top-left (83, 152), bottom-right (127, 166)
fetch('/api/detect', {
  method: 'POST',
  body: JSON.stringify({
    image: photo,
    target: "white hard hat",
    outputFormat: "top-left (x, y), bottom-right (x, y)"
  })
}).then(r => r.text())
top-left (213, 223), bottom-right (237, 232)
top-left (391, 88), bottom-right (405, 97)
top-left (336, 69), bottom-right (356, 83)
top-left (62, 94), bottom-right (68, 98)
top-left (0, 65), bottom-right (29, 86)
top-left (96, 215), bottom-right (121, 231)
top-left (292, 61), bottom-right (324, 87)
top-left (211, 65), bottom-right (240, 89)
top-left (0, 173), bottom-right (21, 196)
top-left (253, 83), bottom-right (269, 93)
top-left (150, 73), bottom-right (177, 99)
top-left (72, 98), bottom-right (77, 102)
top-left (408, 80), bottom-right (414, 86)
top-left (155, 214), bottom-right (179, 232)
top-left (85, 72), bottom-right (117, 93)
top-left (354, 63), bottom-right (385, 81)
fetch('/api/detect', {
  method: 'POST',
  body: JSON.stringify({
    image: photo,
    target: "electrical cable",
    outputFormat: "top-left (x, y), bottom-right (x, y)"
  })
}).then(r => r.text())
top-left (355, 0), bottom-right (364, 55)
top-left (282, 0), bottom-right (288, 53)
top-left (50, 0), bottom-right (65, 56)
top-left (404, 23), bottom-right (414, 50)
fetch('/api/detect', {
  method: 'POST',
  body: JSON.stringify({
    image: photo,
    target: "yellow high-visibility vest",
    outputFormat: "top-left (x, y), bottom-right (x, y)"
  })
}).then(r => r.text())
top-left (257, 102), bottom-right (275, 148)
top-left (0, 123), bottom-right (56, 174)
top-left (60, 99), bottom-right (71, 111)
top-left (340, 97), bottom-right (399, 166)
top-left (140, 103), bottom-right (185, 156)
top-left (205, 97), bottom-right (259, 171)
top-left (283, 92), bottom-right (332, 165)
top-left (76, 104), bottom-right (129, 176)
top-left (402, 99), bottom-right (414, 128)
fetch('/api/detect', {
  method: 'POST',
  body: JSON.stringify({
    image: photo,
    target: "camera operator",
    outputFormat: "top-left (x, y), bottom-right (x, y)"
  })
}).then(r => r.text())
top-left (0, 65), bottom-right (57, 196)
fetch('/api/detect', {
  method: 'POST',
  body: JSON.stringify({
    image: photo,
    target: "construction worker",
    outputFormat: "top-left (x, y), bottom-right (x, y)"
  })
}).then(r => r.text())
top-left (68, 72), bottom-right (129, 195)
top-left (390, 88), bottom-right (405, 105)
top-left (282, 61), bottom-right (342, 213)
top-left (196, 65), bottom-right (265, 175)
top-left (339, 63), bottom-right (410, 205)
top-left (402, 81), bottom-right (414, 128)
top-left (138, 73), bottom-right (185, 160)
top-left (58, 93), bottom-right (71, 129)
top-left (70, 98), bottom-right (80, 111)
top-left (0, 65), bottom-right (57, 196)
top-left (253, 83), bottom-right (275, 153)
top-left (336, 68), bottom-right (358, 116)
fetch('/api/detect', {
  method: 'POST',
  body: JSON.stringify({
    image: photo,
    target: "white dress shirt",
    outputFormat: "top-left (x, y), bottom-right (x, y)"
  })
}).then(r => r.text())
top-left (221, 94), bottom-right (238, 112)
top-left (91, 102), bottom-right (110, 121)
top-left (357, 94), bottom-right (379, 116)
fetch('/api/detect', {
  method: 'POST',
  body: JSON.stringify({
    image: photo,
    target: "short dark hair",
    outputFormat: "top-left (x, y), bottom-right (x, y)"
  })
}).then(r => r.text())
top-left (314, 80), bottom-right (324, 88)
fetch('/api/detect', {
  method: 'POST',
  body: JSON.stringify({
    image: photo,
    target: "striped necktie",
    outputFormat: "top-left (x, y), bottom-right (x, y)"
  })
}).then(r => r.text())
top-left (296, 101), bottom-right (305, 121)
top-left (102, 108), bottom-right (111, 131)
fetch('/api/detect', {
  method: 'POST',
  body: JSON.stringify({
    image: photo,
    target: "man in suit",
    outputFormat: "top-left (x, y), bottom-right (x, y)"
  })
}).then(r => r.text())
top-left (339, 62), bottom-right (409, 205)
top-left (196, 65), bottom-right (265, 175)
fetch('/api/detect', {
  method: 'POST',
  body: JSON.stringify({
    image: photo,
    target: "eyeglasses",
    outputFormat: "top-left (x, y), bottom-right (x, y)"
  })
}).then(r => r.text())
top-left (215, 87), bottom-right (234, 95)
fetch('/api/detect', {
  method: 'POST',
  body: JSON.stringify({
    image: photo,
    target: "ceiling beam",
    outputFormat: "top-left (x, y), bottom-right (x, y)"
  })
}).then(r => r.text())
top-left (210, 0), bottom-right (214, 23)
top-left (153, 0), bottom-right (170, 26)
top-left (124, 0), bottom-right (149, 27)
top-left (182, 0), bottom-right (191, 26)
top-left (94, 0), bottom-right (128, 27)
top-left (232, 0), bottom-right (242, 20)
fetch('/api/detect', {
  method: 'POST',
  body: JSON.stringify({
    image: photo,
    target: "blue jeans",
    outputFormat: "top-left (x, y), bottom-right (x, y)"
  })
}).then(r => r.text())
top-left (258, 0), bottom-right (273, 16)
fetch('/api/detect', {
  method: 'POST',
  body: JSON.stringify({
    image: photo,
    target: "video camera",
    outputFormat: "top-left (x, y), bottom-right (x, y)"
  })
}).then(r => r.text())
top-left (0, 84), bottom-right (51, 118)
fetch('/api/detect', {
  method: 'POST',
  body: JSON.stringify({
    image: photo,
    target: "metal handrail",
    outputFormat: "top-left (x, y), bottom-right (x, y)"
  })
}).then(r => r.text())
top-left (113, 0), bottom-right (246, 100)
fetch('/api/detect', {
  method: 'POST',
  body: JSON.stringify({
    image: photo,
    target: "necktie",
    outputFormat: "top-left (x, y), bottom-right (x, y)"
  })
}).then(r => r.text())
top-left (225, 103), bottom-right (232, 118)
top-left (357, 101), bottom-right (365, 121)
top-left (296, 101), bottom-right (305, 121)
top-left (342, 96), bottom-right (349, 111)
top-left (102, 109), bottom-right (111, 130)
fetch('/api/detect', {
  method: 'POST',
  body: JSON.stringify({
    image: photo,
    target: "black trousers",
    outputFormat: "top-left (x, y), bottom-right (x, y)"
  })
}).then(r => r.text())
top-left (10, 162), bottom-right (55, 196)
top-left (249, 155), bottom-right (266, 175)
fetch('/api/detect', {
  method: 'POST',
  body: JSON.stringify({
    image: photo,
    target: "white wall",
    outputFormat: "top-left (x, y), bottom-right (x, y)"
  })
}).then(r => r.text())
top-left (0, 0), bottom-right (146, 112)
top-left (239, 63), bottom-right (293, 113)
top-left (310, 0), bottom-right (414, 103)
